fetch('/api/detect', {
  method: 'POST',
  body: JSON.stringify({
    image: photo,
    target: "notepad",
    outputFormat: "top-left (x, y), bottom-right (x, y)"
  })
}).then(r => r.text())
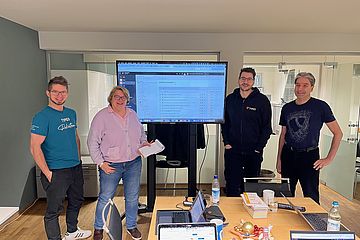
top-left (139, 139), bottom-right (165, 158)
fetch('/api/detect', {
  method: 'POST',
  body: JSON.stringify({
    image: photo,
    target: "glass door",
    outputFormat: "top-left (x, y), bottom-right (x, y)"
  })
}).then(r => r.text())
top-left (320, 60), bottom-right (360, 199)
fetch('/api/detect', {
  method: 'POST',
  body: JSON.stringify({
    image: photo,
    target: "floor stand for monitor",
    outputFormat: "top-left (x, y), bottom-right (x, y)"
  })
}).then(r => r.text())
top-left (146, 124), bottom-right (197, 211)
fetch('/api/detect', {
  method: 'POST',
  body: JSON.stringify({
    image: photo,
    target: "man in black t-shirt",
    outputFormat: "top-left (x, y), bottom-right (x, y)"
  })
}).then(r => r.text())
top-left (276, 72), bottom-right (343, 203)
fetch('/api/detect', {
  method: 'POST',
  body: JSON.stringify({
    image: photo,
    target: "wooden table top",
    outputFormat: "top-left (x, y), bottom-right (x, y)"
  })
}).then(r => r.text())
top-left (148, 196), bottom-right (333, 240)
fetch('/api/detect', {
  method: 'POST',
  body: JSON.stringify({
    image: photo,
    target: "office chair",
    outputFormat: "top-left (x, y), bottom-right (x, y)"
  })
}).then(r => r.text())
top-left (156, 156), bottom-right (188, 196)
top-left (102, 199), bottom-right (123, 240)
top-left (243, 177), bottom-right (292, 197)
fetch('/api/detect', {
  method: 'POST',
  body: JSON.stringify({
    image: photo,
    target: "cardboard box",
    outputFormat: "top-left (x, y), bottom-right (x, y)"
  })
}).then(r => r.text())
top-left (242, 201), bottom-right (268, 218)
top-left (241, 192), bottom-right (268, 219)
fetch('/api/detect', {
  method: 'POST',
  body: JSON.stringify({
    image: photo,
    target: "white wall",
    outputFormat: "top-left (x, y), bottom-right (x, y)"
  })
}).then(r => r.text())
top-left (87, 70), bottom-right (116, 128)
top-left (40, 31), bottom-right (360, 186)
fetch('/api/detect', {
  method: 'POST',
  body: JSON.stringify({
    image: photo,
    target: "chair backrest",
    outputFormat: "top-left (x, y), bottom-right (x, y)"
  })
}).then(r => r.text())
top-left (243, 177), bottom-right (292, 197)
top-left (102, 199), bottom-right (123, 240)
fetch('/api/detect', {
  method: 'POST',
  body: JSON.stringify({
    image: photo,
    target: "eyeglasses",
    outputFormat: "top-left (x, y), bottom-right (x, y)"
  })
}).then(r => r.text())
top-left (50, 90), bottom-right (68, 96)
top-left (239, 77), bottom-right (254, 81)
top-left (113, 95), bottom-right (127, 101)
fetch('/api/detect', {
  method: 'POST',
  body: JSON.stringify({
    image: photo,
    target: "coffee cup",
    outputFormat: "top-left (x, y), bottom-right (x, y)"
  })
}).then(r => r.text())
top-left (210, 218), bottom-right (223, 240)
top-left (263, 189), bottom-right (275, 205)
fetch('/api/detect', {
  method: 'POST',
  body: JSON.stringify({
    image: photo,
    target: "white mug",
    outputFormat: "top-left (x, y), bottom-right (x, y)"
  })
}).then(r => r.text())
top-left (263, 189), bottom-right (275, 205)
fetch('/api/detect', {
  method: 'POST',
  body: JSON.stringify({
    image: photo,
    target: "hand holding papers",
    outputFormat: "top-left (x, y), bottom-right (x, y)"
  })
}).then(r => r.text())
top-left (138, 139), bottom-right (165, 158)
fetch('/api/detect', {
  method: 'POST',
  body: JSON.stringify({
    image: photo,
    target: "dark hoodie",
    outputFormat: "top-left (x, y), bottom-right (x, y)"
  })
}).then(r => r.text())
top-left (221, 87), bottom-right (272, 153)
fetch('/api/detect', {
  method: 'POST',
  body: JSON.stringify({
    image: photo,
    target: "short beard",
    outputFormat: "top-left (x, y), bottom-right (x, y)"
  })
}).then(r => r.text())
top-left (240, 86), bottom-right (251, 92)
top-left (50, 98), bottom-right (65, 106)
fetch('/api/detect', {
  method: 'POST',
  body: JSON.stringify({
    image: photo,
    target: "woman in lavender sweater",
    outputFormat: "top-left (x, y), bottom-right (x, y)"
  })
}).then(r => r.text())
top-left (88, 86), bottom-right (149, 240)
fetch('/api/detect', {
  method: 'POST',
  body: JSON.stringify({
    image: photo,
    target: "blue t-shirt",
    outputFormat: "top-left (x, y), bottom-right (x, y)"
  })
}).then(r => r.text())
top-left (31, 106), bottom-right (80, 169)
top-left (279, 97), bottom-right (336, 149)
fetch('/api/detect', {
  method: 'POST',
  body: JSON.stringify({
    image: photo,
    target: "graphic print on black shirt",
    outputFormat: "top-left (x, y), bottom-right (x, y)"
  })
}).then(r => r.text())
top-left (287, 110), bottom-right (312, 143)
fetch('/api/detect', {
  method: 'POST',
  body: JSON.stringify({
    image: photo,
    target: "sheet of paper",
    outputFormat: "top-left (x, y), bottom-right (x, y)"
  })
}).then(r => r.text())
top-left (138, 139), bottom-right (165, 158)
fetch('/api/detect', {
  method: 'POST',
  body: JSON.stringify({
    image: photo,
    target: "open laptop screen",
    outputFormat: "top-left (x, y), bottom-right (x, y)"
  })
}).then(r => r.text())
top-left (158, 223), bottom-right (217, 240)
top-left (290, 231), bottom-right (355, 240)
top-left (190, 191), bottom-right (206, 222)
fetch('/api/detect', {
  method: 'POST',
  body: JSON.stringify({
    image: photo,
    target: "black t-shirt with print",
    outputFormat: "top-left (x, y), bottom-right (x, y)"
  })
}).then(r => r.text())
top-left (279, 97), bottom-right (335, 150)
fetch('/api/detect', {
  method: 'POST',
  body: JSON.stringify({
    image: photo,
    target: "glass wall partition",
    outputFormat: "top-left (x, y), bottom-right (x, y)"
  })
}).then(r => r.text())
top-left (320, 56), bottom-right (360, 200)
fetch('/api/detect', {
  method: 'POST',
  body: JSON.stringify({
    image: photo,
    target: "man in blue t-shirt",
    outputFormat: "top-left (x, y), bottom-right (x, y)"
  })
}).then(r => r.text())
top-left (276, 72), bottom-right (343, 204)
top-left (30, 76), bottom-right (91, 240)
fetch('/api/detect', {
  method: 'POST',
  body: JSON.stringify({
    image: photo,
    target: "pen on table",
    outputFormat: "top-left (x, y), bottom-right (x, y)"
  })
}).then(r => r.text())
top-left (243, 192), bottom-right (250, 204)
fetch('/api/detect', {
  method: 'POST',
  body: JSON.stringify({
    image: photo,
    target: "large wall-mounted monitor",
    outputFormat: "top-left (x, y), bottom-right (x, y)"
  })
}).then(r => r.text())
top-left (116, 61), bottom-right (228, 123)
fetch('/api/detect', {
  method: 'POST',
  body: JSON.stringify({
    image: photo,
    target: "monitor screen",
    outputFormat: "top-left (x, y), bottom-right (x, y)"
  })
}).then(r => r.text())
top-left (158, 223), bottom-right (217, 240)
top-left (290, 231), bottom-right (355, 240)
top-left (116, 61), bottom-right (228, 123)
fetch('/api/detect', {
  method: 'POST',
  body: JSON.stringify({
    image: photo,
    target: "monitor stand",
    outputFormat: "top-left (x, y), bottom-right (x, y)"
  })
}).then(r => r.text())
top-left (146, 124), bottom-right (197, 211)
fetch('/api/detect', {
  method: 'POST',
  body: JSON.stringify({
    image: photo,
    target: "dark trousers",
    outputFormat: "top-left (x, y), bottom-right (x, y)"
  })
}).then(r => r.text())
top-left (281, 145), bottom-right (320, 204)
top-left (224, 149), bottom-right (262, 196)
top-left (40, 163), bottom-right (84, 240)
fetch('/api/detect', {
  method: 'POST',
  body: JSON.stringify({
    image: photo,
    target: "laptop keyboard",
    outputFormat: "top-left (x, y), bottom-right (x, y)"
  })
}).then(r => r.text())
top-left (172, 212), bottom-right (188, 223)
top-left (303, 213), bottom-right (327, 231)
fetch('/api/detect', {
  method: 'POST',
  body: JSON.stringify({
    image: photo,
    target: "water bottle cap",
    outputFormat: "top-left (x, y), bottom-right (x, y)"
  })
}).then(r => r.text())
top-left (332, 201), bottom-right (339, 206)
top-left (214, 175), bottom-right (218, 179)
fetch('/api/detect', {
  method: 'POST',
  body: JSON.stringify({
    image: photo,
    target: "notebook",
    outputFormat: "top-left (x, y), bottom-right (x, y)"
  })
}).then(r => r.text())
top-left (156, 191), bottom-right (206, 233)
top-left (281, 193), bottom-right (349, 231)
top-left (158, 222), bottom-right (217, 240)
top-left (290, 230), bottom-right (355, 240)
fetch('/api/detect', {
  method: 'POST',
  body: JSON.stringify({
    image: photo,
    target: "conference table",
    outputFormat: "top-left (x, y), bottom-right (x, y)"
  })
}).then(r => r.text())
top-left (148, 196), bottom-right (350, 240)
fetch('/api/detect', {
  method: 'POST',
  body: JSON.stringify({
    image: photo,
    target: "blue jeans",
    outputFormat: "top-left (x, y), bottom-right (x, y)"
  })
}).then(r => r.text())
top-left (94, 157), bottom-right (142, 230)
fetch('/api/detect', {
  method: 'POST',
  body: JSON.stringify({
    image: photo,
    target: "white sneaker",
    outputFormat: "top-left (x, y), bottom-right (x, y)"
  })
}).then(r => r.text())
top-left (62, 228), bottom-right (92, 240)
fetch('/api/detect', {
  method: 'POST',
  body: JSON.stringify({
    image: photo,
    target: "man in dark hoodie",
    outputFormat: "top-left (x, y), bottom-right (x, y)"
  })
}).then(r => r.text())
top-left (221, 67), bottom-right (272, 196)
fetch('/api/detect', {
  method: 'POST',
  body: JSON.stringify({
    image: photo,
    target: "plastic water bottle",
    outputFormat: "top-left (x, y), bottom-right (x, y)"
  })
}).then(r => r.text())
top-left (327, 201), bottom-right (341, 231)
top-left (212, 175), bottom-right (220, 204)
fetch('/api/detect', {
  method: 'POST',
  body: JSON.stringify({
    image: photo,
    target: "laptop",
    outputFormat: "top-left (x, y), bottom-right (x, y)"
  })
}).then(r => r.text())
top-left (156, 191), bottom-right (206, 229)
top-left (158, 222), bottom-right (217, 240)
top-left (102, 199), bottom-right (122, 240)
top-left (290, 230), bottom-right (355, 240)
top-left (281, 193), bottom-right (349, 231)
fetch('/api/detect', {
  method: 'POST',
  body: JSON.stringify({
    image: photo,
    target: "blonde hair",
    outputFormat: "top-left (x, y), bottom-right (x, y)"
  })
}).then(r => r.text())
top-left (107, 86), bottom-right (130, 105)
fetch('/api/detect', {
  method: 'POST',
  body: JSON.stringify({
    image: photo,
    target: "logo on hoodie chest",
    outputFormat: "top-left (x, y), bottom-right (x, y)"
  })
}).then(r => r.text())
top-left (246, 106), bottom-right (257, 111)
